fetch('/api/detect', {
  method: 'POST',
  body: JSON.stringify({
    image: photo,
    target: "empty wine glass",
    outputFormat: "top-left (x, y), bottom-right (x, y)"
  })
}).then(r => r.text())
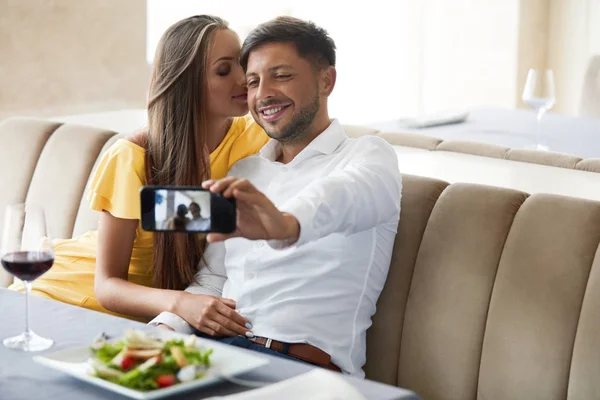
top-left (522, 69), bottom-right (556, 150)
top-left (1, 204), bottom-right (54, 351)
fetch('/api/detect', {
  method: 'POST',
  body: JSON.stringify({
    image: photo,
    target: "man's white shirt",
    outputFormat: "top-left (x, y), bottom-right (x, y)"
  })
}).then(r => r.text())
top-left (151, 119), bottom-right (402, 377)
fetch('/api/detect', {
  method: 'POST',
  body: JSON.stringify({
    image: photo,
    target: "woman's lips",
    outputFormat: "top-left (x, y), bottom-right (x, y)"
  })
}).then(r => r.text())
top-left (232, 93), bottom-right (247, 102)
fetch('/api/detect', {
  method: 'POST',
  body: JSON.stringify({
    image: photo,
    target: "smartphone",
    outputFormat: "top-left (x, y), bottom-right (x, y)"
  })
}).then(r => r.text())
top-left (140, 186), bottom-right (236, 233)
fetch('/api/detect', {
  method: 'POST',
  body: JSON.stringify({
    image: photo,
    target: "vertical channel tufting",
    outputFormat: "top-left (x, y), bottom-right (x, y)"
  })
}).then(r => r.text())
top-left (566, 243), bottom-right (600, 399)
top-left (0, 117), bottom-right (63, 287)
top-left (365, 174), bottom-right (448, 385)
top-left (25, 124), bottom-right (117, 240)
top-left (398, 183), bottom-right (527, 400)
top-left (478, 194), bottom-right (600, 400)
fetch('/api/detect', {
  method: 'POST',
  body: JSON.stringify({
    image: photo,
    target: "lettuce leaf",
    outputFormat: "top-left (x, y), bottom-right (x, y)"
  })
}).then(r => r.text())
top-left (92, 342), bottom-right (124, 363)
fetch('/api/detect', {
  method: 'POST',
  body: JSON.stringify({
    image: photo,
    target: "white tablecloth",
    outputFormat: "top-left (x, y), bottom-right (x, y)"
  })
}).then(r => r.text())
top-left (372, 107), bottom-right (600, 158)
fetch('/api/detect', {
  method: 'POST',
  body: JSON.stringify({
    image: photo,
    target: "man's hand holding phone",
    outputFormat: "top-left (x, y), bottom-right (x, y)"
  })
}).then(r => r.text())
top-left (202, 177), bottom-right (300, 245)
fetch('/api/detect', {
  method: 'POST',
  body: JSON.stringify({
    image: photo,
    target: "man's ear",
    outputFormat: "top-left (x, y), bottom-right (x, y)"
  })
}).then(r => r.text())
top-left (320, 66), bottom-right (336, 96)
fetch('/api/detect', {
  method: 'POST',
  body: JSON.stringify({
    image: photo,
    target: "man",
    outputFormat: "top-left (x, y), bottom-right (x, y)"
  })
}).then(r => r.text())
top-left (151, 16), bottom-right (401, 377)
top-left (186, 202), bottom-right (210, 231)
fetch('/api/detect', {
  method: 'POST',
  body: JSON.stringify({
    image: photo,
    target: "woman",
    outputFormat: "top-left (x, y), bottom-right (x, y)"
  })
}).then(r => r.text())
top-left (167, 204), bottom-right (191, 231)
top-left (9, 16), bottom-right (268, 331)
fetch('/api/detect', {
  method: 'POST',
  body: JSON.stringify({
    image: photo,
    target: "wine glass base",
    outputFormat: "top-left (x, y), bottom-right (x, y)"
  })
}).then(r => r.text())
top-left (525, 143), bottom-right (549, 151)
top-left (3, 330), bottom-right (54, 352)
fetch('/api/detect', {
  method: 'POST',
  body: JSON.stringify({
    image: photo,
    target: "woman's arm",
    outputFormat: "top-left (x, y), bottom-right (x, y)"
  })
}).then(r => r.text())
top-left (93, 211), bottom-right (251, 337)
top-left (94, 211), bottom-right (181, 317)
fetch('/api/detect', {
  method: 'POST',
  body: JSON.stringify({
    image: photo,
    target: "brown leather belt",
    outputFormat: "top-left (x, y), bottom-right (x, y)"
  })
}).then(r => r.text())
top-left (250, 336), bottom-right (341, 372)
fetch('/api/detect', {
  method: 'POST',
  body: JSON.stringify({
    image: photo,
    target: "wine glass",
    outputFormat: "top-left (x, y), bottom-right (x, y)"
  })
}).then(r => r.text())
top-left (522, 68), bottom-right (556, 151)
top-left (1, 204), bottom-right (54, 351)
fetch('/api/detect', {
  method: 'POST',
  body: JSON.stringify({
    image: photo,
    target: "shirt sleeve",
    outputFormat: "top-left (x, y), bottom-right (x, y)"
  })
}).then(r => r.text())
top-left (148, 312), bottom-right (195, 334)
top-left (87, 141), bottom-right (146, 219)
top-left (279, 136), bottom-right (402, 247)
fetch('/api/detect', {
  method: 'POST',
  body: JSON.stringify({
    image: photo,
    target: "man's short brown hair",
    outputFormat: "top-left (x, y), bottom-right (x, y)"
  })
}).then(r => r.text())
top-left (240, 16), bottom-right (336, 71)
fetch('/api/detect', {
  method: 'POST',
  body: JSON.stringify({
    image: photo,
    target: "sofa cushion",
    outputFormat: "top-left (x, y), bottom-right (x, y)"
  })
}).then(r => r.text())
top-left (478, 194), bottom-right (600, 400)
top-left (343, 124), bottom-right (380, 138)
top-left (0, 118), bottom-right (64, 286)
top-left (568, 244), bottom-right (600, 399)
top-left (379, 131), bottom-right (442, 150)
top-left (396, 183), bottom-right (527, 399)
top-left (436, 140), bottom-right (509, 159)
top-left (365, 174), bottom-right (448, 385)
top-left (574, 158), bottom-right (600, 173)
top-left (25, 124), bottom-right (117, 240)
top-left (505, 148), bottom-right (582, 169)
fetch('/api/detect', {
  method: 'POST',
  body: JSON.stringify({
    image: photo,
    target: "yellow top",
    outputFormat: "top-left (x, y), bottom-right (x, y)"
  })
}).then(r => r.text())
top-left (10, 115), bottom-right (268, 319)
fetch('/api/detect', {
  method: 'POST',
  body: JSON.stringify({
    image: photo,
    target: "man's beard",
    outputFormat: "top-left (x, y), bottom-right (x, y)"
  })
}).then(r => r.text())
top-left (261, 91), bottom-right (320, 145)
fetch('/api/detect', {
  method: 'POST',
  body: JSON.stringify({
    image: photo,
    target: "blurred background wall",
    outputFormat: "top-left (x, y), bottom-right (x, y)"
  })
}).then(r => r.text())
top-left (0, 0), bottom-right (598, 124)
top-left (0, 0), bottom-right (149, 120)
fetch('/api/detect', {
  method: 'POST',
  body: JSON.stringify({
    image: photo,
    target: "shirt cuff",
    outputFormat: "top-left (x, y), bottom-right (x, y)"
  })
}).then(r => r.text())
top-left (148, 312), bottom-right (195, 335)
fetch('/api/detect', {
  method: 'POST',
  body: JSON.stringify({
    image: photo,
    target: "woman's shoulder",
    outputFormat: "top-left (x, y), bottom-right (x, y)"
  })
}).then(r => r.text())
top-left (103, 128), bottom-right (147, 159)
top-left (96, 129), bottom-right (147, 181)
top-left (222, 115), bottom-right (269, 171)
top-left (229, 115), bottom-right (269, 146)
top-left (121, 127), bottom-right (148, 152)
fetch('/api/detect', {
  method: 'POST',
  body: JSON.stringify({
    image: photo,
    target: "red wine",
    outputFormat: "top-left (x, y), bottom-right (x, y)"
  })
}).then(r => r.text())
top-left (1, 251), bottom-right (54, 281)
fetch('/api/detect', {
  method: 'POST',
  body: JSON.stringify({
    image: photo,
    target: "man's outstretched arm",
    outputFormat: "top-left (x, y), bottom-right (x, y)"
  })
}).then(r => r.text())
top-left (204, 136), bottom-right (401, 247)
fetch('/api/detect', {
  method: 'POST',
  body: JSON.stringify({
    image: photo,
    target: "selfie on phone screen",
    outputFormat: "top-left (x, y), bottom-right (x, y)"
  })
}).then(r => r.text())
top-left (155, 189), bottom-right (211, 232)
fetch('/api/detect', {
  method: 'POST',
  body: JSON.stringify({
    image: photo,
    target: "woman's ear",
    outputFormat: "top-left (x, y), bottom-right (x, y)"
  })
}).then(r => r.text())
top-left (320, 66), bottom-right (337, 96)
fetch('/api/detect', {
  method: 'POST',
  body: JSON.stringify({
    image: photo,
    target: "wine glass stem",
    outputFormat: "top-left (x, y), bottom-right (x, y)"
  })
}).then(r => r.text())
top-left (24, 280), bottom-right (32, 339)
top-left (536, 109), bottom-right (545, 147)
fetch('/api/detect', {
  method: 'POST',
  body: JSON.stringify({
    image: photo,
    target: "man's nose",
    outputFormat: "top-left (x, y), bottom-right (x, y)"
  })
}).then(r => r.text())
top-left (255, 81), bottom-right (275, 101)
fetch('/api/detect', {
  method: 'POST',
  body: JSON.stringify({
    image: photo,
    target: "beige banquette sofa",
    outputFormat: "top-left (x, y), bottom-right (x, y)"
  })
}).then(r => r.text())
top-left (2, 117), bottom-right (600, 400)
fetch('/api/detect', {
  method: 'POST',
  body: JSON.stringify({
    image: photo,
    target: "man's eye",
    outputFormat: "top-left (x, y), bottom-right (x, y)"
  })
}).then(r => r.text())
top-left (276, 74), bottom-right (291, 79)
top-left (247, 80), bottom-right (258, 87)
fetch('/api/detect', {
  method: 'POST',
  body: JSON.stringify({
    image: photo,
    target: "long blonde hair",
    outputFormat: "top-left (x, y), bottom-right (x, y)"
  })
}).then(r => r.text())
top-left (146, 15), bottom-right (228, 290)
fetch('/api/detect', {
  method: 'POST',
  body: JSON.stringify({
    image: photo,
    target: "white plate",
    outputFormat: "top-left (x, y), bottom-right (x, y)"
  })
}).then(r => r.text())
top-left (33, 330), bottom-right (270, 399)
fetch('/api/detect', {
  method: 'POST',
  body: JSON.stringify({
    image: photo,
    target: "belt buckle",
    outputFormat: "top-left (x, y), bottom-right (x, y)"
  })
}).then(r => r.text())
top-left (249, 336), bottom-right (273, 349)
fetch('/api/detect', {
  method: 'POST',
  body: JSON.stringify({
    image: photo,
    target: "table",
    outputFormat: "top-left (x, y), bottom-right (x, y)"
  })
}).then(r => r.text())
top-left (0, 289), bottom-right (417, 400)
top-left (371, 107), bottom-right (600, 159)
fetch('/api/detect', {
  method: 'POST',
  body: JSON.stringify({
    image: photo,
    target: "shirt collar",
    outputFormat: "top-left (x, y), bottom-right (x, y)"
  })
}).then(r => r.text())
top-left (259, 119), bottom-right (348, 163)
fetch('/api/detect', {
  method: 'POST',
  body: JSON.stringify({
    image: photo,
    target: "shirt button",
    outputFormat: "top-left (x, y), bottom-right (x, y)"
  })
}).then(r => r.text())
top-left (256, 242), bottom-right (264, 248)
top-left (248, 272), bottom-right (256, 279)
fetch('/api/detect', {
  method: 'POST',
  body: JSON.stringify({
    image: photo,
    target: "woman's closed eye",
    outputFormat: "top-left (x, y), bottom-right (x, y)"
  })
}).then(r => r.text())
top-left (217, 66), bottom-right (231, 77)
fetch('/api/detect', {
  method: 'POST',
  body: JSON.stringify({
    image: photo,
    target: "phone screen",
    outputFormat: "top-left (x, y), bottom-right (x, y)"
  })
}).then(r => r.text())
top-left (154, 189), bottom-right (211, 232)
top-left (141, 186), bottom-right (236, 233)
top-left (140, 185), bottom-right (236, 233)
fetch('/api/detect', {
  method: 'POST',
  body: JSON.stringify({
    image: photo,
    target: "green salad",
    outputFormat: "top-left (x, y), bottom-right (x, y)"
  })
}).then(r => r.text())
top-left (88, 329), bottom-right (213, 391)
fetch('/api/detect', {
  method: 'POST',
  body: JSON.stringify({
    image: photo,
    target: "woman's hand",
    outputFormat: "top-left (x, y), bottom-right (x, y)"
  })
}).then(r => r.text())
top-left (173, 292), bottom-right (252, 337)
